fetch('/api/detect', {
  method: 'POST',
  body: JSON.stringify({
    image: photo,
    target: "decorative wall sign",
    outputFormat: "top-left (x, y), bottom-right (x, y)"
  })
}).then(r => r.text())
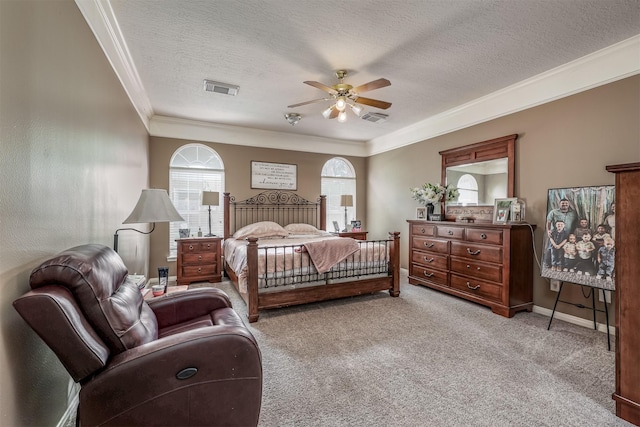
top-left (541, 185), bottom-right (615, 290)
top-left (251, 161), bottom-right (297, 190)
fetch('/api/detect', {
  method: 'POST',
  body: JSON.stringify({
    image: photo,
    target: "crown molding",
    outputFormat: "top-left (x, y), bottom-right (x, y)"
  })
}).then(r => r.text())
top-left (367, 35), bottom-right (640, 156)
top-left (75, 0), bottom-right (153, 130)
top-left (150, 116), bottom-right (368, 157)
top-left (78, 0), bottom-right (638, 157)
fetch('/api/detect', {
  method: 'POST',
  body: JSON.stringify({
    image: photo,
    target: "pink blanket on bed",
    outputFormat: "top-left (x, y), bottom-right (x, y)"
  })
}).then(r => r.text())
top-left (303, 238), bottom-right (360, 274)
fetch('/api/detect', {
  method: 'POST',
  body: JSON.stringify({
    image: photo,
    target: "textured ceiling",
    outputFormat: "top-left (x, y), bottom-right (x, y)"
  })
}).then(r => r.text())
top-left (106, 0), bottom-right (639, 144)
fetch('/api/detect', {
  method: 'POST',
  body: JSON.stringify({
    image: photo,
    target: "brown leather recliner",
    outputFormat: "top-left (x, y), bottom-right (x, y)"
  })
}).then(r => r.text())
top-left (13, 244), bottom-right (262, 426)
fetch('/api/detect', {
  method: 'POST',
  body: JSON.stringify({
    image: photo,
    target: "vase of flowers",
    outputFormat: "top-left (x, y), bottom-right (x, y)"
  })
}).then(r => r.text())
top-left (410, 183), bottom-right (459, 220)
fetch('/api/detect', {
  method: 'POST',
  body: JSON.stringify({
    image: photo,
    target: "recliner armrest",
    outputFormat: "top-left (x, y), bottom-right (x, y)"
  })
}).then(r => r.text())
top-left (147, 287), bottom-right (232, 328)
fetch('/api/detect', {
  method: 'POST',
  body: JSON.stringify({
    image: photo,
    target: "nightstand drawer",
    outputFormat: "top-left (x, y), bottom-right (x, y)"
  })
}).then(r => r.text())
top-left (181, 264), bottom-right (217, 278)
top-left (182, 252), bottom-right (217, 265)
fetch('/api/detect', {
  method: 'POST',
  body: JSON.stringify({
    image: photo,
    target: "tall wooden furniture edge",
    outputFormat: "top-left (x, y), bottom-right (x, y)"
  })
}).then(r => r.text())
top-left (407, 219), bottom-right (535, 318)
top-left (607, 162), bottom-right (640, 426)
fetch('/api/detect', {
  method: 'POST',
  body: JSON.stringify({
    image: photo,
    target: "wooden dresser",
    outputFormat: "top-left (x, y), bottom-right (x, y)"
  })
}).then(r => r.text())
top-left (176, 237), bottom-right (223, 286)
top-left (407, 220), bottom-right (534, 317)
top-left (607, 162), bottom-right (640, 425)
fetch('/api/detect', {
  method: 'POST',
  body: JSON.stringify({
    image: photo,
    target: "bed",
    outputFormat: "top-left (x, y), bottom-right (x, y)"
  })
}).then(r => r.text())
top-left (223, 191), bottom-right (400, 322)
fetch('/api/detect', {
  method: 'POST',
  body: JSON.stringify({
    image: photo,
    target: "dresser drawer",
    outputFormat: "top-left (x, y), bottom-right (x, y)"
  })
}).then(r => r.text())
top-left (411, 251), bottom-right (448, 271)
top-left (466, 228), bottom-right (503, 245)
top-left (181, 264), bottom-right (217, 278)
top-left (412, 237), bottom-right (449, 254)
top-left (436, 226), bottom-right (464, 240)
top-left (451, 241), bottom-right (503, 264)
top-left (411, 224), bottom-right (435, 236)
top-left (410, 263), bottom-right (448, 286)
top-left (450, 257), bottom-right (502, 283)
top-left (450, 274), bottom-right (502, 303)
top-left (182, 251), bottom-right (217, 265)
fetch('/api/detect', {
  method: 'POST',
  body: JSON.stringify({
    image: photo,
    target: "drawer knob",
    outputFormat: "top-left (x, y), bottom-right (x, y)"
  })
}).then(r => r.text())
top-left (424, 242), bottom-right (434, 248)
top-left (466, 265), bottom-right (481, 271)
top-left (467, 248), bottom-right (481, 255)
top-left (206, 244), bottom-right (211, 248)
top-left (198, 255), bottom-right (202, 261)
top-left (423, 271), bottom-right (434, 278)
top-left (466, 282), bottom-right (480, 290)
top-left (448, 230), bottom-right (453, 235)
top-left (197, 268), bottom-right (202, 273)
top-left (480, 233), bottom-right (487, 239)
top-left (424, 257), bottom-right (434, 263)
top-left (189, 245), bottom-right (194, 250)
top-left (420, 228), bottom-right (426, 233)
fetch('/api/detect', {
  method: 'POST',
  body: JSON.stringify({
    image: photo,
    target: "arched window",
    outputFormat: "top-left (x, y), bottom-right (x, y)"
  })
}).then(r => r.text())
top-left (169, 144), bottom-right (225, 257)
top-left (457, 174), bottom-right (479, 205)
top-left (321, 157), bottom-right (356, 231)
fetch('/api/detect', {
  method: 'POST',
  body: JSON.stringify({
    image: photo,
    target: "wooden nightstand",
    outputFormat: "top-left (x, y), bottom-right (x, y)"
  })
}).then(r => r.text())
top-left (176, 237), bottom-right (222, 285)
top-left (332, 231), bottom-right (368, 240)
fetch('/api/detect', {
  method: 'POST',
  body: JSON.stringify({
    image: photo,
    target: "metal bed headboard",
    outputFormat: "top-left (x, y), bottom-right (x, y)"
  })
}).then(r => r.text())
top-left (224, 191), bottom-right (326, 238)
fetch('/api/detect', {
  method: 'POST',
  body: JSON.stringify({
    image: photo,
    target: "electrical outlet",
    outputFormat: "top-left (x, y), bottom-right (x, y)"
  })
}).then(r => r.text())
top-left (598, 289), bottom-right (612, 303)
top-left (550, 280), bottom-right (561, 292)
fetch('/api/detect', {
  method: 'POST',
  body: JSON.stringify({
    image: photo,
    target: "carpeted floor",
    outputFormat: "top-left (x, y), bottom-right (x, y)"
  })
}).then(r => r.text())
top-left (194, 271), bottom-right (631, 427)
top-left (63, 271), bottom-right (629, 426)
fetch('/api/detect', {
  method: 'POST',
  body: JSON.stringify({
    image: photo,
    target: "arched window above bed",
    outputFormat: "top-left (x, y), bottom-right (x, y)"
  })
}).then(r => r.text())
top-left (321, 157), bottom-right (356, 231)
top-left (169, 144), bottom-right (225, 257)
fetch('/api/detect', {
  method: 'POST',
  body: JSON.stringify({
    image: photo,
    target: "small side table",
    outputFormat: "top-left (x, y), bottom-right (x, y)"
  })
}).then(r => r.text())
top-left (332, 231), bottom-right (368, 240)
top-left (176, 237), bottom-right (223, 285)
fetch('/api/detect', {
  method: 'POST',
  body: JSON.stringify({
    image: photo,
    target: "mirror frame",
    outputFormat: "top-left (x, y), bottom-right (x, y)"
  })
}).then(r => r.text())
top-left (440, 134), bottom-right (517, 222)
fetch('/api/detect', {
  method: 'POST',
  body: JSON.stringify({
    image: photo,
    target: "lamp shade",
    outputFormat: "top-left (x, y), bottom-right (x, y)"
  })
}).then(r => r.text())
top-left (201, 191), bottom-right (220, 206)
top-left (122, 189), bottom-right (184, 224)
top-left (340, 195), bottom-right (353, 207)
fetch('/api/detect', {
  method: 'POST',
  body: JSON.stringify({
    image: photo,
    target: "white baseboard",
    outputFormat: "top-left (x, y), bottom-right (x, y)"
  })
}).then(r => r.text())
top-left (533, 304), bottom-right (615, 336)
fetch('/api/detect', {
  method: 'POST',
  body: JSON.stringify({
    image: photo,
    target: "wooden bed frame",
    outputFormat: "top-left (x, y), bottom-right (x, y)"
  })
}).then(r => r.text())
top-left (223, 190), bottom-right (400, 322)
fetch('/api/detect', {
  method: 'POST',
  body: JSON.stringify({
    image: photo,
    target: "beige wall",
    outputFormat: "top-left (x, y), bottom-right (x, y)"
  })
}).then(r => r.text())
top-left (0, 1), bottom-right (149, 425)
top-left (368, 75), bottom-right (640, 321)
top-left (148, 136), bottom-right (367, 276)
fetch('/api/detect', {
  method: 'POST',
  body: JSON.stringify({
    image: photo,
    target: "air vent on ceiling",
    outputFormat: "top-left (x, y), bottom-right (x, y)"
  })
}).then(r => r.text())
top-left (361, 112), bottom-right (388, 123)
top-left (203, 79), bottom-right (239, 96)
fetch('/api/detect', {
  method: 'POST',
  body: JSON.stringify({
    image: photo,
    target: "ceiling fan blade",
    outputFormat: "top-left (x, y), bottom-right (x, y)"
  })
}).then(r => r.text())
top-left (353, 96), bottom-right (392, 110)
top-left (351, 78), bottom-right (391, 94)
top-left (304, 81), bottom-right (338, 95)
top-left (287, 98), bottom-right (329, 108)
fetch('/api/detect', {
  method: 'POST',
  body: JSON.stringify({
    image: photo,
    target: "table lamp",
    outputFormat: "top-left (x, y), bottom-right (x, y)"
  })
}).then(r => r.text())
top-left (201, 191), bottom-right (220, 237)
top-left (340, 195), bottom-right (353, 232)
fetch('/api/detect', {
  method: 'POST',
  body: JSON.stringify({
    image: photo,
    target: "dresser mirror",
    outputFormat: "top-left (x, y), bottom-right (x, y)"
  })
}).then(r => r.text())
top-left (440, 134), bottom-right (516, 221)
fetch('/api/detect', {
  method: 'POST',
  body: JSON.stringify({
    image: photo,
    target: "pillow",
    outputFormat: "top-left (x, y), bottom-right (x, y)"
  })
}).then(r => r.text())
top-left (233, 221), bottom-right (289, 239)
top-left (284, 223), bottom-right (322, 234)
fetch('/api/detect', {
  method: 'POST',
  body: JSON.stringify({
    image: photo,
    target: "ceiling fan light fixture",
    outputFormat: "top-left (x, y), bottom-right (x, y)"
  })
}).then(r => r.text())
top-left (337, 110), bottom-right (347, 122)
top-left (284, 113), bottom-right (302, 125)
top-left (335, 97), bottom-right (347, 111)
top-left (349, 103), bottom-right (363, 116)
top-left (322, 106), bottom-right (333, 119)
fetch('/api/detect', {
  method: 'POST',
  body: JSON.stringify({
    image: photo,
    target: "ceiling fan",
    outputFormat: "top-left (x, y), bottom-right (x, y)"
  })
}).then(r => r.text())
top-left (287, 70), bottom-right (391, 121)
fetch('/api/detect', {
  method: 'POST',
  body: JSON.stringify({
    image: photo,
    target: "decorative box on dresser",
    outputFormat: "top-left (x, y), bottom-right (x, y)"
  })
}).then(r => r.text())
top-left (176, 237), bottom-right (223, 286)
top-left (407, 220), bottom-right (534, 317)
top-left (607, 162), bottom-right (640, 426)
